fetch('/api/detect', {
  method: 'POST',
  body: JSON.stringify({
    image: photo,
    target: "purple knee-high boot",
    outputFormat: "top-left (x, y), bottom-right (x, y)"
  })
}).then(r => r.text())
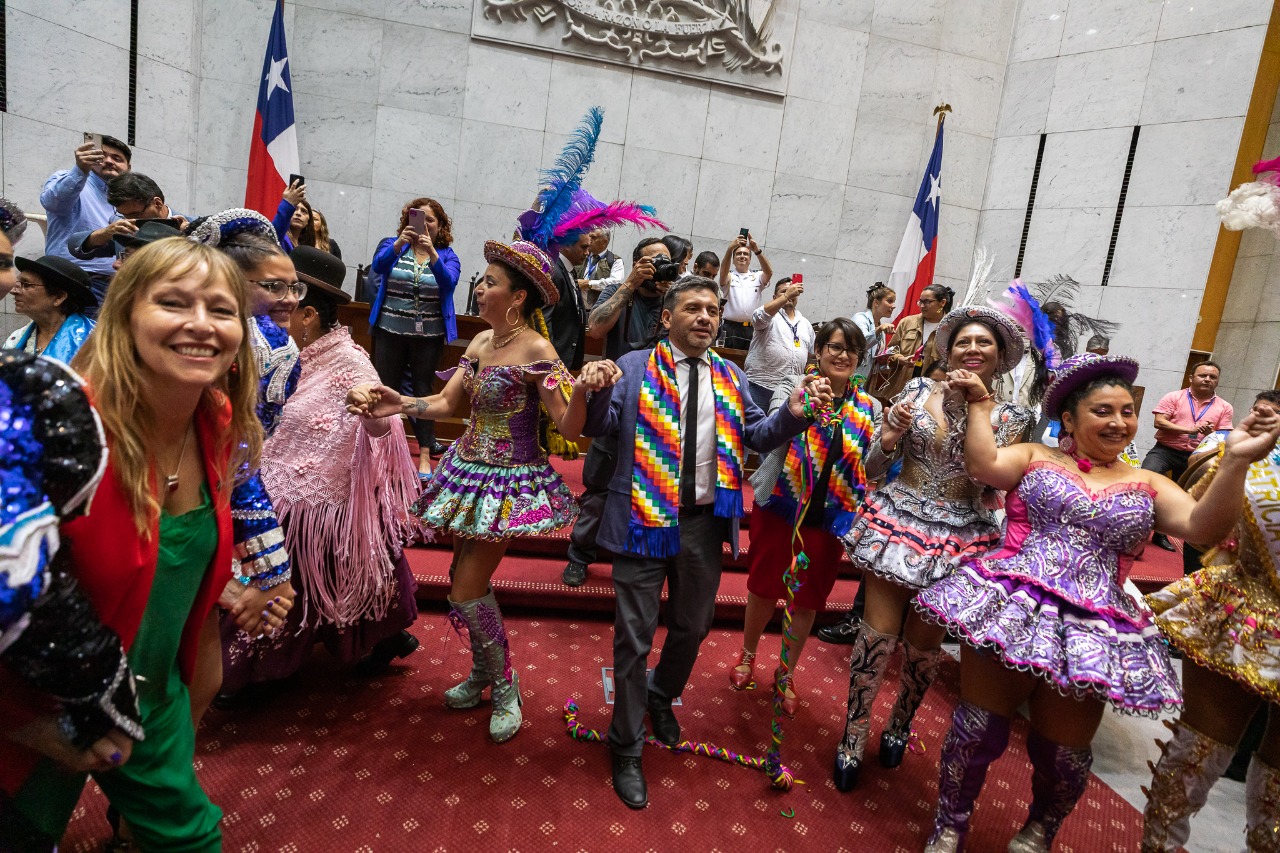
top-left (925, 700), bottom-right (1012, 853)
top-left (1008, 730), bottom-right (1094, 852)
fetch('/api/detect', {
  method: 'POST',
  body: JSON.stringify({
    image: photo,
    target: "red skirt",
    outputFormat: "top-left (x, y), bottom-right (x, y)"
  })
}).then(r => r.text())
top-left (746, 502), bottom-right (845, 611)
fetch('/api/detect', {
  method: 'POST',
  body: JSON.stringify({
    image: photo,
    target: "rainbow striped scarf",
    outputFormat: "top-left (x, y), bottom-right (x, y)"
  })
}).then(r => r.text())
top-left (629, 340), bottom-right (744, 557)
top-left (764, 381), bottom-right (875, 537)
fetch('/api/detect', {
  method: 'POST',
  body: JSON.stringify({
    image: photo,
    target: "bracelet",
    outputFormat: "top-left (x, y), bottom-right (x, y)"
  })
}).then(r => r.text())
top-left (968, 392), bottom-right (994, 404)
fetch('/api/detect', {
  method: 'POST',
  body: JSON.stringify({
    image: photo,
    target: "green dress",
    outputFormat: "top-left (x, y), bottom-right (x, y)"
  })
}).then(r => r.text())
top-left (13, 485), bottom-right (223, 852)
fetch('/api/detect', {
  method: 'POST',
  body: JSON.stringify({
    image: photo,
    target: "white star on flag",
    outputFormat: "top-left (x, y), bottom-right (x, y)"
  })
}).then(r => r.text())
top-left (265, 55), bottom-right (290, 100)
top-left (926, 174), bottom-right (941, 208)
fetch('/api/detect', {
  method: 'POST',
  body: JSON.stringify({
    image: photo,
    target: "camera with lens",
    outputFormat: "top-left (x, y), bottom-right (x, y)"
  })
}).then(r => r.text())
top-left (649, 256), bottom-right (681, 283)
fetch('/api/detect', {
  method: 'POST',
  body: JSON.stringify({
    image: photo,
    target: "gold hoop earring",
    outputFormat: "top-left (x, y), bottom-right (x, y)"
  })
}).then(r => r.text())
top-left (506, 305), bottom-right (519, 326)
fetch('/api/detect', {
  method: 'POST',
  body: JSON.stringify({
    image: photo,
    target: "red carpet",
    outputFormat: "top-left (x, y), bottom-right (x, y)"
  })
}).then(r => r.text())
top-left (63, 612), bottom-right (1145, 852)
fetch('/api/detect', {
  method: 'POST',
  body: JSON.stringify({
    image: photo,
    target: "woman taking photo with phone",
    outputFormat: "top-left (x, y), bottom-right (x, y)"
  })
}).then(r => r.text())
top-left (368, 197), bottom-right (461, 476)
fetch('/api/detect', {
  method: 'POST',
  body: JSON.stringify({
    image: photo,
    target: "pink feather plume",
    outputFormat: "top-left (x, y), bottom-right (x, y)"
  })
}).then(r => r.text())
top-left (552, 200), bottom-right (667, 239)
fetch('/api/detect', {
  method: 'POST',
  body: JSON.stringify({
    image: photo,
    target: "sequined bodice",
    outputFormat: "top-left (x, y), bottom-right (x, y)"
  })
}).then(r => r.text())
top-left (880, 379), bottom-right (1033, 524)
top-left (450, 357), bottom-right (572, 467)
top-left (979, 463), bottom-right (1156, 616)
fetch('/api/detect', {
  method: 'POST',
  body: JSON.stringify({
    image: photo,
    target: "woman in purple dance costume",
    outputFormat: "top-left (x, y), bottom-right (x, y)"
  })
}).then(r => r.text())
top-left (914, 353), bottom-right (1280, 853)
top-left (346, 239), bottom-right (593, 744)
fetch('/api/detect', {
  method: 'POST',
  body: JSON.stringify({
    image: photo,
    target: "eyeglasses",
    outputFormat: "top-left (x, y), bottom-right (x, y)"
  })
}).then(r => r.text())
top-left (12, 277), bottom-right (44, 292)
top-left (115, 247), bottom-right (136, 263)
top-left (822, 342), bottom-right (854, 357)
top-left (918, 298), bottom-right (939, 306)
top-left (251, 279), bottom-right (307, 299)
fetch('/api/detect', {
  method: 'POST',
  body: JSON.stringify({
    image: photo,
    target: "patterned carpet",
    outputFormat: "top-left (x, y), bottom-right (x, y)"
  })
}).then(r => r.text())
top-left (62, 611), bottom-right (1146, 852)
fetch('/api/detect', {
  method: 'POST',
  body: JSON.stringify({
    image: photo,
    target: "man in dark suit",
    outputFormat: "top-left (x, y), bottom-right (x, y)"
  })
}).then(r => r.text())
top-left (545, 232), bottom-right (590, 369)
top-left (578, 276), bottom-right (830, 809)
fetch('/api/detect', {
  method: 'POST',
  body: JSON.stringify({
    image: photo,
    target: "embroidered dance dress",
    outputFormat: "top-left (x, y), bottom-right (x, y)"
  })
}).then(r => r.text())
top-left (1146, 446), bottom-right (1280, 703)
top-left (842, 378), bottom-right (1034, 589)
top-left (413, 356), bottom-right (579, 539)
top-left (916, 462), bottom-right (1182, 715)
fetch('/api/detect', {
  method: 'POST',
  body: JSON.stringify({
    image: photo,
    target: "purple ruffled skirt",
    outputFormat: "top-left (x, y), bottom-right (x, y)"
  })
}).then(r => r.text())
top-left (916, 561), bottom-right (1182, 716)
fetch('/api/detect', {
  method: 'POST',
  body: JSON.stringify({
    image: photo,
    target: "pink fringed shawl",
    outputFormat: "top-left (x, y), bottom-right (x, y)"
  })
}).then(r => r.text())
top-left (261, 327), bottom-right (424, 628)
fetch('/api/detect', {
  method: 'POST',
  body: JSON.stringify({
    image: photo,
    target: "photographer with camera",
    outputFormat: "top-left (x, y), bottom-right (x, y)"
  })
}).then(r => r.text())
top-left (587, 237), bottom-right (680, 361)
top-left (718, 232), bottom-right (772, 350)
top-left (564, 237), bottom-right (683, 588)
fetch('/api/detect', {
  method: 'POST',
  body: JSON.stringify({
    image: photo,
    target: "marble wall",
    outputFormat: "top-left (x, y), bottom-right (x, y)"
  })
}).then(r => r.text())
top-left (977, 0), bottom-right (1271, 452)
top-left (1215, 89), bottom-right (1280, 416)
top-left (3, 0), bottom-right (1019, 338)
top-left (2, 0), bottom-right (1273, 446)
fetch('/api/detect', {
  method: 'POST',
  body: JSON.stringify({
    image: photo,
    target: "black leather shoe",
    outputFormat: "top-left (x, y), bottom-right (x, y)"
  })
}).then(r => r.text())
top-left (833, 749), bottom-right (861, 792)
top-left (611, 752), bottom-right (648, 809)
top-left (1152, 533), bottom-right (1177, 552)
top-left (562, 560), bottom-right (588, 587)
top-left (646, 693), bottom-right (680, 746)
top-left (817, 615), bottom-right (861, 645)
top-left (354, 630), bottom-right (419, 676)
top-left (429, 441), bottom-right (448, 457)
top-left (879, 730), bottom-right (908, 769)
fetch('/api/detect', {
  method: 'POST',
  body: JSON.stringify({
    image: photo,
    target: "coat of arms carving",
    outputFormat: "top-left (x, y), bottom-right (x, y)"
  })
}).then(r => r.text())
top-left (475, 0), bottom-right (789, 93)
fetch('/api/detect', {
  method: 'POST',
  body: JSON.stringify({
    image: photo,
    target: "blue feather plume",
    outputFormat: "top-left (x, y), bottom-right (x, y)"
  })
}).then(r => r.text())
top-left (523, 106), bottom-right (605, 249)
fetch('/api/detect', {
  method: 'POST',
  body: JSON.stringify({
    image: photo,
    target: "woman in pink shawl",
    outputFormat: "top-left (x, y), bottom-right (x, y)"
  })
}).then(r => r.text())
top-left (221, 247), bottom-right (424, 692)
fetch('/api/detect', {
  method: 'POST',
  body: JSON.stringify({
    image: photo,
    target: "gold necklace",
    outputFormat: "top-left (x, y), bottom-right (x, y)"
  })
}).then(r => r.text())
top-left (493, 324), bottom-right (527, 349)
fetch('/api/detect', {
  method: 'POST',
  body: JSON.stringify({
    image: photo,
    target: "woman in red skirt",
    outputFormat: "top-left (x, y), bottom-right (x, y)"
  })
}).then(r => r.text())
top-left (729, 318), bottom-right (881, 716)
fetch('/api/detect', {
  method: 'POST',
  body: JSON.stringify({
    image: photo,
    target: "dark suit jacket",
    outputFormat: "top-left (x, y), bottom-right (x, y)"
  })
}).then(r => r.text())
top-left (583, 347), bottom-right (808, 558)
top-left (545, 254), bottom-right (586, 369)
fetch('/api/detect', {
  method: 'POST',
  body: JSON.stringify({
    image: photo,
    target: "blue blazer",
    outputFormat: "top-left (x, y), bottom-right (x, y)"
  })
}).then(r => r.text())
top-left (367, 238), bottom-right (461, 342)
top-left (583, 347), bottom-right (808, 558)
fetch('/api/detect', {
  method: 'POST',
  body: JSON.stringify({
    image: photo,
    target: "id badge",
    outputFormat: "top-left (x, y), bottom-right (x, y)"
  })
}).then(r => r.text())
top-left (415, 319), bottom-right (424, 333)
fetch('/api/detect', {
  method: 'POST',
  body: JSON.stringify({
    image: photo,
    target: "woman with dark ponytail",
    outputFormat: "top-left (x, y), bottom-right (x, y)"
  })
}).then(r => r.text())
top-left (875, 283), bottom-right (952, 402)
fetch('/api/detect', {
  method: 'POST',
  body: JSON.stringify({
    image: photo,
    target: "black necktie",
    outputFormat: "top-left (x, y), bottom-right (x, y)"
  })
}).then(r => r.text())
top-left (681, 358), bottom-right (700, 509)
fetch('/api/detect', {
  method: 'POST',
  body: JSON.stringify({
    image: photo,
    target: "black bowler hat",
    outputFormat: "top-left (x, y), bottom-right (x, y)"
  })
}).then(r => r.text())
top-left (14, 255), bottom-right (98, 309)
top-left (291, 246), bottom-right (350, 304)
top-left (114, 218), bottom-right (183, 252)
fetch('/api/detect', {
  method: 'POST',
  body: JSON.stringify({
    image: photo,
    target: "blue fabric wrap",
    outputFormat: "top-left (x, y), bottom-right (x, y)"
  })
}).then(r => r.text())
top-left (253, 315), bottom-right (301, 438)
top-left (7, 314), bottom-right (95, 365)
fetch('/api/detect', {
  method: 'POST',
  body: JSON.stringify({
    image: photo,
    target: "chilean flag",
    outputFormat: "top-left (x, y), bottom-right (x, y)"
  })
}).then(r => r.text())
top-left (244, 0), bottom-right (299, 217)
top-left (887, 118), bottom-right (944, 322)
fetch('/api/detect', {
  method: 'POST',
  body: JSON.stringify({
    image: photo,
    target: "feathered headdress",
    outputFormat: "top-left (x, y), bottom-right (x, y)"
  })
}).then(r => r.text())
top-left (989, 280), bottom-right (1062, 370)
top-left (517, 107), bottom-right (666, 250)
top-left (1024, 274), bottom-right (1119, 359)
top-left (1217, 156), bottom-right (1280, 236)
top-left (0, 198), bottom-right (28, 245)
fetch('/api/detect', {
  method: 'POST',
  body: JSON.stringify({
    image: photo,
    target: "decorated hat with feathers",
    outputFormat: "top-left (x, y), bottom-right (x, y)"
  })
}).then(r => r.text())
top-left (517, 107), bottom-right (667, 251)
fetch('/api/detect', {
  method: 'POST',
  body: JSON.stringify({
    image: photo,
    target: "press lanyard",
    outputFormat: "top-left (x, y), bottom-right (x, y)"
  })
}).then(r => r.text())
top-left (411, 252), bottom-right (429, 334)
top-left (783, 315), bottom-right (803, 348)
top-left (1186, 390), bottom-right (1214, 424)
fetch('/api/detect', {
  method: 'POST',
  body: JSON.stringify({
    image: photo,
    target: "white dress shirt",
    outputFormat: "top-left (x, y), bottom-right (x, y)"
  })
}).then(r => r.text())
top-left (744, 306), bottom-right (813, 389)
top-left (723, 269), bottom-right (766, 323)
top-left (670, 342), bottom-right (717, 505)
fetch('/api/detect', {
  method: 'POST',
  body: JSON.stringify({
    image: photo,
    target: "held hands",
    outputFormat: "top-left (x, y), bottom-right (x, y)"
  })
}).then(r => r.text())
top-left (231, 583), bottom-right (294, 637)
top-left (346, 383), bottom-right (404, 419)
top-left (788, 375), bottom-right (834, 419)
top-left (881, 400), bottom-right (915, 449)
top-left (1223, 409), bottom-right (1280, 464)
top-left (945, 369), bottom-right (992, 403)
top-left (283, 178), bottom-right (307, 206)
top-left (74, 142), bottom-right (103, 173)
top-left (576, 360), bottom-right (623, 393)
